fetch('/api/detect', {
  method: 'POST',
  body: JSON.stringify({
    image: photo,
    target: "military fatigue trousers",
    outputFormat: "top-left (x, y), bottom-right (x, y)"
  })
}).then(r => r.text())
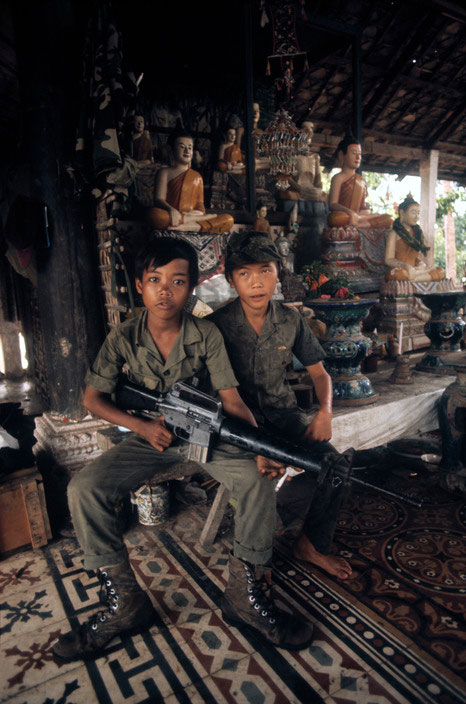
top-left (68, 433), bottom-right (277, 571)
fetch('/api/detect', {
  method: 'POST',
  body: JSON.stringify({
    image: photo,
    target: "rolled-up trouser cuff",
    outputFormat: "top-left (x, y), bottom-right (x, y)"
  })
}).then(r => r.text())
top-left (83, 547), bottom-right (129, 572)
top-left (233, 540), bottom-right (272, 566)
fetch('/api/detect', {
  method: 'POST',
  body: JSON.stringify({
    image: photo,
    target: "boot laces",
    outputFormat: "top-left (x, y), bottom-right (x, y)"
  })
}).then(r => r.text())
top-left (89, 569), bottom-right (120, 632)
top-left (244, 565), bottom-right (276, 624)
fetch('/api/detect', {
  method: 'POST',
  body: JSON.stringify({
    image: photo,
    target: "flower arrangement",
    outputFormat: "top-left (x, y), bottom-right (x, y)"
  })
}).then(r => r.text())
top-left (299, 261), bottom-right (354, 299)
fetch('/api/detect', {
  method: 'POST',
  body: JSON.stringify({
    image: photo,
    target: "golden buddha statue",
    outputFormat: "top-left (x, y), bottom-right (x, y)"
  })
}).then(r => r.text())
top-left (218, 127), bottom-right (244, 173)
top-left (146, 132), bottom-right (234, 233)
top-left (328, 135), bottom-right (392, 230)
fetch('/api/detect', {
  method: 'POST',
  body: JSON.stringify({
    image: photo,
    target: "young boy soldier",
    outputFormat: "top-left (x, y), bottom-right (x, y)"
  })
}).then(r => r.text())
top-left (209, 231), bottom-right (352, 580)
top-left (52, 238), bottom-right (313, 663)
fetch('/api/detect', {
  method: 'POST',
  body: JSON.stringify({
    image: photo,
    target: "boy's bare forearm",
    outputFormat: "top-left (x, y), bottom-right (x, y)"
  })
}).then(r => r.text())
top-left (83, 386), bottom-right (148, 435)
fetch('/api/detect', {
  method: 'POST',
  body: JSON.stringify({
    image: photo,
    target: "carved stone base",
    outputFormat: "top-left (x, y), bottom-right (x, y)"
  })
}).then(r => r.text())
top-left (379, 279), bottom-right (457, 353)
top-left (33, 412), bottom-right (110, 477)
top-left (321, 225), bottom-right (387, 293)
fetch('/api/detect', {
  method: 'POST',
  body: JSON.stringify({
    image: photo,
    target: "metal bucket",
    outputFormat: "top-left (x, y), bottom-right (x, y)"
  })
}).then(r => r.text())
top-left (132, 481), bottom-right (170, 526)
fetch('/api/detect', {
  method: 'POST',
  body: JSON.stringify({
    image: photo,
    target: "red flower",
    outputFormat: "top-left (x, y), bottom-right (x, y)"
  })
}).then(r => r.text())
top-left (335, 287), bottom-right (350, 299)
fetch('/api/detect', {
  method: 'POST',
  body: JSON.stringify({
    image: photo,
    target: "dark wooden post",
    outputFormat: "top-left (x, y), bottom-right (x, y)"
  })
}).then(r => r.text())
top-left (243, 0), bottom-right (256, 213)
top-left (12, 0), bottom-right (104, 419)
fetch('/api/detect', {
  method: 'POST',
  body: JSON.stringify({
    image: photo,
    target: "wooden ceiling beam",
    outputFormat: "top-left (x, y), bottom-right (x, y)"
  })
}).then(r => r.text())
top-left (363, 12), bottom-right (442, 126)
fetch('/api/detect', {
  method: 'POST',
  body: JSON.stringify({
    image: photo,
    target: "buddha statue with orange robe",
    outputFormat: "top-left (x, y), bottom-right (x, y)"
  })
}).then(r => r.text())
top-left (385, 196), bottom-right (444, 282)
top-left (147, 132), bottom-right (234, 233)
top-left (328, 135), bottom-right (393, 230)
top-left (218, 127), bottom-right (245, 172)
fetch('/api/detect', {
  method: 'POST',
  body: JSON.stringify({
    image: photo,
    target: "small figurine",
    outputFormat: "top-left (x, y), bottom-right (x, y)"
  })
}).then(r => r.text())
top-left (385, 196), bottom-right (445, 282)
top-left (278, 120), bottom-right (326, 212)
top-left (254, 201), bottom-right (271, 235)
top-left (218, 127), bottom-right (245, 173)
top-left (275, 232), bottom-right (295, 272)
top-left (147, 131), bottom-right (234, 233)
top-left (327, 135), bottom-right (392, 229)
top-left (131, 115), bottom-right (153, 163)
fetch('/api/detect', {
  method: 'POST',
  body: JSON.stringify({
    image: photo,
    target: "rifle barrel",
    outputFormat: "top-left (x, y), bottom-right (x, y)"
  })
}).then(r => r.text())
top-left (219, 417), bottom-right (322, 474)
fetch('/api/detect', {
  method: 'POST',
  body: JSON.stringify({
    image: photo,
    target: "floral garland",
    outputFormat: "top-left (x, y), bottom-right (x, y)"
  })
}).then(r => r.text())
top-left (392, 218), bottom-right (429, 257)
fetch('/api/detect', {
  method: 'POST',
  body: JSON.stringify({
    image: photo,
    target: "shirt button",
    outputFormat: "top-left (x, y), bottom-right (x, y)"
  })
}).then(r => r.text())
top-left (163, 370), bottom-right (170, 376)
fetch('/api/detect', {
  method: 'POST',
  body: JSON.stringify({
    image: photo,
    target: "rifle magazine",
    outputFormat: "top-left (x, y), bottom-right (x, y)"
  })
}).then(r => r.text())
top-left (187, 443), bottom-right (209, 463)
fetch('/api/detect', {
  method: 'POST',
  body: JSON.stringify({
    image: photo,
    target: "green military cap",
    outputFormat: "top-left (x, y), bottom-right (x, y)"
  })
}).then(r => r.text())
top-left (225, 231), bottom-right (281, 277)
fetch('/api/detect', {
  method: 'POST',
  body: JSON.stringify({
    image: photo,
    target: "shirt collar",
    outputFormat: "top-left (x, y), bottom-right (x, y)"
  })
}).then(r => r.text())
top-left (136, 309), bottom-right (202, 368)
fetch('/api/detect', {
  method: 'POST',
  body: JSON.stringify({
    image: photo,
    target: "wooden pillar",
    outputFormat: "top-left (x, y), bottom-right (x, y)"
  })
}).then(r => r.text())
top-left (443, 181), bottom-right (457, 283)
top-left (419, 149), bottom-right (439, 268)
top-left (243, 0), bottom-right (256, 213)
top-left (12, 0), bottom-right (104, 418)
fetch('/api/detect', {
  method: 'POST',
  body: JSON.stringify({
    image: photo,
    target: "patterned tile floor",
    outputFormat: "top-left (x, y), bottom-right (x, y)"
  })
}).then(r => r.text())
top-left (1, 478), bottom-right (465, 704)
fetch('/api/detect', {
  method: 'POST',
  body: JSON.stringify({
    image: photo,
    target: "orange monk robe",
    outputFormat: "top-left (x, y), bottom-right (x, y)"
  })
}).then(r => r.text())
top-left (328, 173), bottom-right (392, 229)
top-left (218, 144), bottom-right (244, 171)
top-left (254, 216), bottom-right (270, 235)
top-left (385, 235), bottom-right (444, 282)
top-left (147, 169), bottom-right (234, 233)
top-left (167, 169), bottom-right (205, 214)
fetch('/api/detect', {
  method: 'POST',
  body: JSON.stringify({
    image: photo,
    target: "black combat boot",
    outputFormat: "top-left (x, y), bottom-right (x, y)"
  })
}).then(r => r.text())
top-left (221, 553), bottom-right (314, 650)
top-left (52, 562), bottom-right (157, 662)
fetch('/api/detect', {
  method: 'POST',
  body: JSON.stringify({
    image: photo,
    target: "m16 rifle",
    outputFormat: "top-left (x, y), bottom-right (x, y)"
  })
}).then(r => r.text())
top-left (116, 378), bottom-right (422, 507)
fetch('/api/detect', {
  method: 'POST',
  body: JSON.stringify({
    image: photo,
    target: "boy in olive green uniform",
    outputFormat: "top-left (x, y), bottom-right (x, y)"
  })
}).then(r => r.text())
top-left (209, 231), bottom-right (351, 580)
top-left (53, 238), bottom-right (313, 663)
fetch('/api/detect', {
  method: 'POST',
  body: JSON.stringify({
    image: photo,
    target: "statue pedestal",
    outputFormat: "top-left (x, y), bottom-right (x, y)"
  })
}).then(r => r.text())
top-left (379, 280), bottom-right (430, 352)
top-left (415, 290), bottom-right (466, 374)
top-left (321, 225), bottom-right (388, 293)
top-left (308, 297), bottom-right (379, 406)
top-left (33, 413), bottom-right (109, 477)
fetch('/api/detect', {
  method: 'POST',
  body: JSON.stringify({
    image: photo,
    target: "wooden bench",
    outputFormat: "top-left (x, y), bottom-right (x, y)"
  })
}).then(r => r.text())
top-left (95, 427), bottom-right (231, 549)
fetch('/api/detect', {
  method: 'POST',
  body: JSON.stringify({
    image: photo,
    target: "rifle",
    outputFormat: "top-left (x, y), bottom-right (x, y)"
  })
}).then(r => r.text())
top-left (116, 378), bottom-right (422, 507)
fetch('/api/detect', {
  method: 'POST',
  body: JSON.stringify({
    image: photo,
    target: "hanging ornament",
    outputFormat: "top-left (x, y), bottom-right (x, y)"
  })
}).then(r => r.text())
top-left (255, 109), bottom-right (308, 190)
top-left (266, 1), bottom-right (307, 84)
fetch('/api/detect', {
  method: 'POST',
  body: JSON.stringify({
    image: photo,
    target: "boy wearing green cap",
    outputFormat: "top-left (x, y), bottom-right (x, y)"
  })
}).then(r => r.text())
top-left (209, 231), bottom-right (352, 580)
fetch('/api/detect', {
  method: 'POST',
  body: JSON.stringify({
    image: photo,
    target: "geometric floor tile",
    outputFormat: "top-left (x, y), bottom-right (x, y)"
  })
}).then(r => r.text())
top-left (1, 477), bottom-right (465, 704)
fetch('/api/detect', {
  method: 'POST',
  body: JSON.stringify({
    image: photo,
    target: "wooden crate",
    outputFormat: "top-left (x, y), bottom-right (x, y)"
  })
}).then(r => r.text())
top-left (0, 467), bottom-right (52, 555)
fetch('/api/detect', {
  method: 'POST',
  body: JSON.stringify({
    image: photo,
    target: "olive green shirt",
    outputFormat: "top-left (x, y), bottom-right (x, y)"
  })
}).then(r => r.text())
top-left (209, 298), bottom-right (325, 433)
top-left (85, 309), bottom-right (238, 395)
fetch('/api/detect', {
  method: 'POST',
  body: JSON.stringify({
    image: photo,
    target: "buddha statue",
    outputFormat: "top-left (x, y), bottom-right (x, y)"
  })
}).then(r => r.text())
top-left (328, 135), bottom-right (392, 230)
top-left (385, 196), bottom-right (445, 282)
top-left (218, 127), bottom-right (245, 173)
top-left (277, 121), bottom-right (326, 213)
top-left (254, 201), bottom-right (271, 235)
top-left (146, 131), bottom-right (234, 233)
top-left (131, 115), bottom-right (153, 163)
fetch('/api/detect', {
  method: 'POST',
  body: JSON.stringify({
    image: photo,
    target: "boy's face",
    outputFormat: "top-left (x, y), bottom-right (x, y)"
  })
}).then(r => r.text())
top-left (229, 261), bottom-right (279, 313)
top-left (136, 258), bottom-right (192, 322)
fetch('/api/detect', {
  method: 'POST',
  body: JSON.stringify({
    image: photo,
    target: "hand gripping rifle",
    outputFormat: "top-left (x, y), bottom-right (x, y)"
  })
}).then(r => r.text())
top-left (116, 378), bottom-right (422, 507)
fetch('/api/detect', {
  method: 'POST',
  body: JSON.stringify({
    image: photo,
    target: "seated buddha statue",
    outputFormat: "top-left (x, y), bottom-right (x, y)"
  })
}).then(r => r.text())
top-left (328, 135), bottom-right (393, 230)
top-left (254, 201), bottom-right (271, 236)
top-left (385, 196), bottom-right (444, 282)
top-left (278, 121), bottom-right (326, 213)
top-left (131, 114), bottom-right (153, 163)
top-left (146, 131), bottom-right (234, 233)
top-left (218, 127), bottom-right (244, 173)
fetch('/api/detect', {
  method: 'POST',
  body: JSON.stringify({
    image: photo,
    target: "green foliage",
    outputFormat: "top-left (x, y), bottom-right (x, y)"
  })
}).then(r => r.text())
top-left (435, 184), bottom-right (466, 282)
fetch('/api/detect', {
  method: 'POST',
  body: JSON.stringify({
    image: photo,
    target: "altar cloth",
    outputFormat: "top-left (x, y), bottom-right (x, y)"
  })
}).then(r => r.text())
top-left (328, 366), bottom-right (455, 452)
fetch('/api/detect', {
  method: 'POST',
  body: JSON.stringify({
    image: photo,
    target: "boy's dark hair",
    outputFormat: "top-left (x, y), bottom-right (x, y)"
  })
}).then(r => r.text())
top-left (135, 237), bottom-right (199, 288)
top-left (336, 133), bottom-right (361, 155)
top-left (224, 231), bottom-right (281, 280)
